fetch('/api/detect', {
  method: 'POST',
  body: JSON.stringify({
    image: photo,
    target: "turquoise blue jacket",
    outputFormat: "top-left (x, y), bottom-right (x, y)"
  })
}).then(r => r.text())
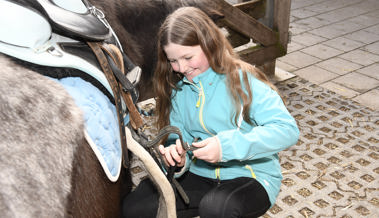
top-left (167, 67), bottom-right (299, 206)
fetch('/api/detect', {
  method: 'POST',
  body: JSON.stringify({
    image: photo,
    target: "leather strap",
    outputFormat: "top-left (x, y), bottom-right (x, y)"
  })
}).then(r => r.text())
top-left (99, 43), bottom-right (143, 129)
top-left (100, 44), bottom-right (124, 72)
top-left (87, 41), bottom-right (133, 168)
top-left (142, 125), bottom-right (191, 205)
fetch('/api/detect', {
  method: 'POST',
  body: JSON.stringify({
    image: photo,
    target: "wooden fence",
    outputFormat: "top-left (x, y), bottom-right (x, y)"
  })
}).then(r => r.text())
top-left (208, 0), bottom-right (292, 77)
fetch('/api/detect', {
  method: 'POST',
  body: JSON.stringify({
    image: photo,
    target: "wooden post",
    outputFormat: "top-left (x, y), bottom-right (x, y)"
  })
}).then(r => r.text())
top-left (274, 0), bottom-right (291, 52)
top-left (223, 0), bottom-right (292, 77)
top-left (262, 0), bottom-right (291, 77)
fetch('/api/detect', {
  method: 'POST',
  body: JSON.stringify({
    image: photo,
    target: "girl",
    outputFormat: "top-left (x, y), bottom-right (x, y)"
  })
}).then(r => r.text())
top-left (122, 6), bottom-right (299, 218)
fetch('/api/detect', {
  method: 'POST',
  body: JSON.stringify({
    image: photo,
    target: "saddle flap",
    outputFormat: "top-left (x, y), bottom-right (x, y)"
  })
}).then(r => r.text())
top-left (0, 1), bottom-right (51, 48)
top-left (36, 0), bottom-right (111, 41)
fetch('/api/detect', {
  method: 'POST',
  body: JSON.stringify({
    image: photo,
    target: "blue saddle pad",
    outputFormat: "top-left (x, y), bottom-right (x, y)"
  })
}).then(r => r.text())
top-left (54, 77), bottom-right (127, 182)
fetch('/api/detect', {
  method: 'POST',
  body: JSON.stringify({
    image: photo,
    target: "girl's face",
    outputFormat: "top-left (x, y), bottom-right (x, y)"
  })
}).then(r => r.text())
top-left (164, 43), bottom-right (210, 82)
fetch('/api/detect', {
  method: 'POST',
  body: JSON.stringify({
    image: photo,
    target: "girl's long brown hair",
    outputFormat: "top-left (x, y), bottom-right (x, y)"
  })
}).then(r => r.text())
top-left (153, 7), bottom-right (279, 130)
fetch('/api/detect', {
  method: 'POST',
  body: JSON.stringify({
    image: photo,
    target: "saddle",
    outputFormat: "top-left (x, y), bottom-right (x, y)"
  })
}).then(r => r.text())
top-left (17, 0), bottom-right (111, 41)
top-left (0, 0), bottom-right (141, 178)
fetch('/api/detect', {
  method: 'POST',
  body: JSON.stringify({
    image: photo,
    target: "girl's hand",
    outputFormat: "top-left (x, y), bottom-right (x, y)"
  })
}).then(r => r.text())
top-left (192, 136), bottom-right (221, 163)
top-left (158, 139), bottom-right (186, 167)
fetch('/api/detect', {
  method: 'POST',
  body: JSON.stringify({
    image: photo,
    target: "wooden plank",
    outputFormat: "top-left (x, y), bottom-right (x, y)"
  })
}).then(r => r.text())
top-left (200, 0), bottom-right (277, 46)
top-left (237, 44), bottom-right (285, 66)
top-left (234, 0), bottom-right (266, 20)
top-left (237, 0), bottom-right (291, 77)
top-left (223, 0), bottom-right (267, 47)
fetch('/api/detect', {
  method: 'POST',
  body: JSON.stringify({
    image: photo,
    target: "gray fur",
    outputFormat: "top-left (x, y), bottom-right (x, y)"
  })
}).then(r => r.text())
top-left (0, 54), bottom-right (84, 217)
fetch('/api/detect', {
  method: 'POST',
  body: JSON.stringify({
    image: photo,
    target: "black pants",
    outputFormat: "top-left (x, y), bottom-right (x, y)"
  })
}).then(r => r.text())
top-left (122, 172), bottom-right (271, 218)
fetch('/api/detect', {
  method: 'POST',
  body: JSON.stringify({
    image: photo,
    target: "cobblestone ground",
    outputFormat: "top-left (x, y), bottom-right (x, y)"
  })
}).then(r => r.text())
top-left (130, 76), bottom-right (379, 218)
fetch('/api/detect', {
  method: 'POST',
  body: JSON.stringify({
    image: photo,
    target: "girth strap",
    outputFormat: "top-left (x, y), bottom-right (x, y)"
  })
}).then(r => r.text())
top-left (87, 41), bottom-right (143, 168)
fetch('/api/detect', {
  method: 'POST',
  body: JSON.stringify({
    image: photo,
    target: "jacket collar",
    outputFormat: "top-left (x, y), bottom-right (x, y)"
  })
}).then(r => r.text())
top-left (182, 67), bottom-right (220, 85)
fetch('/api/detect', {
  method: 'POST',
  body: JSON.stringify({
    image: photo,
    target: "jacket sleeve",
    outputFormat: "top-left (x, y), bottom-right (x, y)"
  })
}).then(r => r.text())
top-left (217, 78), bottom-right (299, 162)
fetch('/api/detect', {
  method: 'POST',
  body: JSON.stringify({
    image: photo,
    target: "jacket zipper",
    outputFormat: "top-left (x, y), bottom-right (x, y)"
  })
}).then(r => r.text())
top-left (197, 81), bottom-right (213, 136)
top-left (245, 165), bottom-right (257, 179)
top-left (192, 81), bottom-right (221, 181)
top-left (215, 167), bottom-right (221, 183)
top-left (194, 81), bottom-right (221, 181)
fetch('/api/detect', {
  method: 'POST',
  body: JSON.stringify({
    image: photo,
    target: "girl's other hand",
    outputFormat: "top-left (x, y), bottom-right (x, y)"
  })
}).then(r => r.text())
top-left (192, 136), bottom-right (221, 163)
top-left (158, 139), bottom-right (186, 167)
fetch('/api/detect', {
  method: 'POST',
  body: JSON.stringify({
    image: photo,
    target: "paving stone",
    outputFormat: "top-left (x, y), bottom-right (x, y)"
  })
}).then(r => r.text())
top-left (347, 14), bottom-right (379, 27)
top-left (290, 0), bottom-right (325, 10)
top-left (363, 41), bottom-right (379, 55)
top-left (291, 32), bottom-right (328, 46)
top-left (286, 41), bottom-right (306, 53)
top-left (353, 88), bottom-right (379, 110)
top-left (272, 68), bottom-right (297, 83)
top-left (301, 44), bottom-right (344, 60)
top-left (332, 72), bottom-right (379, 93)
top-left (356, 0), bottom-right (379, 11)
top-left (309, 20), bottom-right (363, 39)
top-left (366, 10), bottom-right (379, 18)
top-left (322, 36), bottom-right (365, 52)
top-left (339, 49), bottom-right (379, 65)
top-left (344, 30), bottom-right (379, 44)
top-left (356, 63), bottom-right (379, 80)
top-left (289, 15), bottom-right (297, 23)
top-left (364, 24), bottom-right (379, 35)
top-left (275, 60), bottom-right (298, 73)
top-left (293, 66), bottom-right (339, 84)
top-left (289, 21), bottom-right (314, 35)
top-left (278, 51), bottom-right (321, 69)
top-left (320, 81), bottom-right (360, 98)
top-left (291, 8), bottom-right (319, 19)
top-left (316, 57), bottom-right (362, 75)
top-left (292, 16), bottom-right (332, 30)
top-left (305, 0), bottom-right (356, 14)
top-left (316, 5), bottom-right (370, 23)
